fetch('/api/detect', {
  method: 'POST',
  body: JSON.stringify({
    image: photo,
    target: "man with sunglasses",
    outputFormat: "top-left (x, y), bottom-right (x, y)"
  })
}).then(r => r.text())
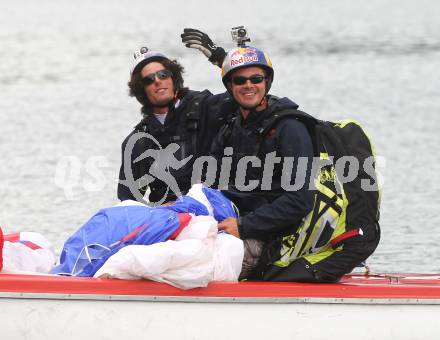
top-left (182, 33), bottom-right (315, 280)
top-left (118, 47), bottom-right (234, 204)
top-left (216, 46), bottom-right (314, 255)
top-left (183, 29), bottom-right (381, 284)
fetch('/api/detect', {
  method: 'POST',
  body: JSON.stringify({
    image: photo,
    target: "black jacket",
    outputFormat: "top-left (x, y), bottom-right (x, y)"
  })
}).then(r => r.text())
top-left (118, 90), bottom-right (234, 203)
top-left (211, 96), bottom-right (314, 240)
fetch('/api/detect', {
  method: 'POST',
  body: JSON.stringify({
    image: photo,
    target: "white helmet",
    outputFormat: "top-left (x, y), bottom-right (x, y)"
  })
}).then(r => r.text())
top-left (131, 47), bottom-right (170, 75)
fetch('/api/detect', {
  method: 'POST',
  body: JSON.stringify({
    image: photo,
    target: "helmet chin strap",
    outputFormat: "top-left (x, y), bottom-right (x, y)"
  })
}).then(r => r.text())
top-left (167, 89), bottom-right (180, 110)
top-left (257, 95), bottom-right (268, 110)
top-left (244, 95), bottom-right (267, 110)
top-left (238, 81), bottom-right (269, 112)
top-left (152, 86), bottom-right (179, 111)
top-left (230, 78), bottom-right (270, 113)
top-left (168, 100), bottom-right (175, 112)
top-left (239, 96), bottom-right (268, 120)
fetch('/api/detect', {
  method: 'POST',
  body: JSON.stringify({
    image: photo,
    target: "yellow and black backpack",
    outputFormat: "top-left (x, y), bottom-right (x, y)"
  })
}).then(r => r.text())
top-left (256, 109), bottom-right (381, 277)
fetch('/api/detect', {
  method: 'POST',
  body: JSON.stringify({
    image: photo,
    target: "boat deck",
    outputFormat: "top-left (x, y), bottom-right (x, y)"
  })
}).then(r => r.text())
top-left (1, 272), bottom-right (440, 303)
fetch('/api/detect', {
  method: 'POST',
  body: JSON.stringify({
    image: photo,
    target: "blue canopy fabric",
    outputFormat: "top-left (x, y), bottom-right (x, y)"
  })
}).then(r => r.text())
top-left (52, 186), bottom-right (238, 277)
top-left (52, 206), bottom-right (182, 276)
top-left (202, 187), bottom-right (237, 222)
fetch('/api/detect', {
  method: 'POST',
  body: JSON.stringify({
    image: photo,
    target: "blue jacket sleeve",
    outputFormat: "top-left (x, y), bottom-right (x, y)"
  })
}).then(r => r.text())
top-left (239, 119), bottom-right (314, 240)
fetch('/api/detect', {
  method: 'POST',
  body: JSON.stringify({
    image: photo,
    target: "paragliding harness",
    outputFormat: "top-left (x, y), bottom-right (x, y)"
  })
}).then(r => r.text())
top-left (222, 108), bottom-right (380, 280)
top-left (135, 93), bottom-right (206, 154)
top-left (132, 92), bottom-right (208, 199)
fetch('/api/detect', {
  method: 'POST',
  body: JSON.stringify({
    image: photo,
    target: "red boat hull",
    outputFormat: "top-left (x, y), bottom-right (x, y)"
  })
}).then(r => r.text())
top-left (1, 272), bottom-right (440, 300)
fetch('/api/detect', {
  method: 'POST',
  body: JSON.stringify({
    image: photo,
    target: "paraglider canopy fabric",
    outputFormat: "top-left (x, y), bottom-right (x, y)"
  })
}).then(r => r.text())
top-left (52, 206), bottom-right (185, 276)
top-left (51, 185), bottom-right (238, 277)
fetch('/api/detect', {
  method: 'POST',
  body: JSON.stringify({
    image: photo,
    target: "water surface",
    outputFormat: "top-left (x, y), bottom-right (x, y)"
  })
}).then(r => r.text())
top-left (1, 0), bottom-right (439, 272)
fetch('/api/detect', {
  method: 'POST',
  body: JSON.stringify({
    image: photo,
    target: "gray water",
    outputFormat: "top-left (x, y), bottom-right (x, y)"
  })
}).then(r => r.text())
top-left (1, 0), bottom-right (439, 273)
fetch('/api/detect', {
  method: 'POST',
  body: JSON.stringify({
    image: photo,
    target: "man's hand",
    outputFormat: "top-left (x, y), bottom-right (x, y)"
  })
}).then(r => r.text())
top-left (218, 217), bottom-right (240, 238)
top-left (181, 28), bottom-right (226, 67)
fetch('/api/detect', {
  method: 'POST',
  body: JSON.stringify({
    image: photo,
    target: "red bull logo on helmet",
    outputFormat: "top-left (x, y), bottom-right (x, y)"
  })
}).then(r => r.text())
top-left (221, 46), bottom-right (273, 80)
top-left (229, 47), bottom-right (259, 66)
top-left (230, 54), bottom-right (259, 66)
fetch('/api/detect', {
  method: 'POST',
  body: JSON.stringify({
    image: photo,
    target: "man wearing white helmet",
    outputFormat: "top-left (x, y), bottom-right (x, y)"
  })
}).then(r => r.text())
top-left (118, 47), bottom-right (235, 204)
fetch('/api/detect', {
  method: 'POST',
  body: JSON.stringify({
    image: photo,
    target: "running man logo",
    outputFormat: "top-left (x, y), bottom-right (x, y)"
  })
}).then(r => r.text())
top-left (121, 132), bottom-right (193, 206)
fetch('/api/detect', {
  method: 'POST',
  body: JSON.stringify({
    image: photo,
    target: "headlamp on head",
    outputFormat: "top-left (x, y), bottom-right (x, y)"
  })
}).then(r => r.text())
top-left (131, 46), bottom-right (170, 75)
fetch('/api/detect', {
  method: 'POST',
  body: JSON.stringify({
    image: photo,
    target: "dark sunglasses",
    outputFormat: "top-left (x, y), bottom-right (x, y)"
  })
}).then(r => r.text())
top-left (141, 69), bottom-right (173, 86)
top-left (231, 74), bottom-right (266, 86)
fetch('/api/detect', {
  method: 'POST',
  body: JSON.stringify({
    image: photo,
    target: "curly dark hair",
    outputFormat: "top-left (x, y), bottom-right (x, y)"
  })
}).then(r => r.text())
top-left (128, 59), bottom-right (186, 114)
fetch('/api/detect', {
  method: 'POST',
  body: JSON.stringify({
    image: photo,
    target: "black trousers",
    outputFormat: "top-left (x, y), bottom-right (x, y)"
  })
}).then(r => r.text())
top-left (262, 227), bottom-right (380, 283)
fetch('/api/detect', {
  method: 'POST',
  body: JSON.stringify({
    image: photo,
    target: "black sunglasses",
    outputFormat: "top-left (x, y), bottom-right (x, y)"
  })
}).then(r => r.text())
top-left (141, 69), bottom-right (173, 86)
top-left (231, 74), bottom-right (266, 86)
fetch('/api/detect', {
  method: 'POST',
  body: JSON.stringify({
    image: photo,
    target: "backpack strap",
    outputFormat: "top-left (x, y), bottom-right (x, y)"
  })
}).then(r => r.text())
top-left (184, 92), bottom-right (210, 155)
top-left (255, 109), bottom-right (318, 156)
top-left (217, 113), bottom-right (238, 149)
top-left (259, 109), bottom-right (314, 137)
top-left (134, 93), bottom-right (207, 150)
top-left (219, 108), bottom-right (317, 156)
